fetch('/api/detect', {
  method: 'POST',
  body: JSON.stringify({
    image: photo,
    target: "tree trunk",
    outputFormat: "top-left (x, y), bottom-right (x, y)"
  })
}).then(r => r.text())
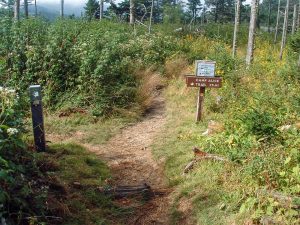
top-left (24, 0), bottom-right (28, 18)
top-left (297, 0), bottom-right (300, 30)
top-left (274, 0), bottom-right (281, 43)
top-left (149, 0), bottom-right (154, 34)
top-left (14, 0), bottom-right (20, 21)
top-left (292, 4), bottom-right (297, 34)
top-left (256, 0), bottom-right (260, 29)
top-left (279, 0), bottom-right (289, 60)
top-left (99, 0), bottom-right (104, 20)
top-left (60, 0), bottom-right (64, 18)
top-left (130, 0), bottom-right (135, 24)
top-left (267, 0), bottom-right (272, 32)
top-left (35, 0), bottom-right (38, 17)
top-left (232, 0), bottom-right (241, 58)
top-left (246, 0), bottom-right (258, 66)
top-left (215, 4), bottom-right (218, 23)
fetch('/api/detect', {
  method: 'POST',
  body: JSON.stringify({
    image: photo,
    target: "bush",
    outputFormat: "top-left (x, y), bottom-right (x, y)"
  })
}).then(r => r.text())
top-left (0, 19), bottom-right (182, 116)
top-left (241, 108), bottom-right (279, 138)
top-left (0, 86), bottom-right (48, 224)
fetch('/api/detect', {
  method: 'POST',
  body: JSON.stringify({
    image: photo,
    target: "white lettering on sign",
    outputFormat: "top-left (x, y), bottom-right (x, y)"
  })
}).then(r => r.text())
top-left (195, 60), bottom-right (216, 77)
top-left (34, 92), bottom-right (39, 98)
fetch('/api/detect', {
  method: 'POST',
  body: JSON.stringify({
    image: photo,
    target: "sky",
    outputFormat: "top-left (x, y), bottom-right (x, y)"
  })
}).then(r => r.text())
top-left (37, 0), bottom-right (252, 5)
top-left (27, 0), bottom-right (251, 16)
top-left (37, 0), bottom-right (86, 6)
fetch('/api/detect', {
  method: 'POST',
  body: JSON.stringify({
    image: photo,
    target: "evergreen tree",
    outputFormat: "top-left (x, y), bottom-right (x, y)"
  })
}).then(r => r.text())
top-left (187, 0), bottom-right (202, 18)
top-left (84, 0), bottom-right (99, 20)
top-left (205, 0), bottom-right (235, 22)
top-left (163, 3), bottom-right (184, 24)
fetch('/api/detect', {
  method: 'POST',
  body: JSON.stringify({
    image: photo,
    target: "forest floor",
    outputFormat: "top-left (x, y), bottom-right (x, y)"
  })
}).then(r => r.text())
top-left (47, 93), bottom-right (174, 224)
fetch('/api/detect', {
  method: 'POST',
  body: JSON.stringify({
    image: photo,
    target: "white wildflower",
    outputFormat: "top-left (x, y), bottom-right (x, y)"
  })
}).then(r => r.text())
top-left (7, 128), bottom-right (18, 136)
top-left (7, 89), bottom-right (15, 94)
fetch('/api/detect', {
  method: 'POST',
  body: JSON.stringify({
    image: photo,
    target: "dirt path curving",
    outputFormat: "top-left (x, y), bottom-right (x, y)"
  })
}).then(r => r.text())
top-left (47, 93), bottom-right (172, 224)
top-left (84, 95), bottom-right (172, 225)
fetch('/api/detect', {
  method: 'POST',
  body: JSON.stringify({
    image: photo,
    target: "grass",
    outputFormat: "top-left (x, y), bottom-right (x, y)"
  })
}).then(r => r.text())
top-left (152, 78), bottom-right (239, 224)
top-left (152, 33), bottom-right (300, 224)
top-left (43, 112), bottom-right (138, 145)
top-left (21, 26), bottom-right (299, 224)
top-left (37, 143), bottom-right (131, 225)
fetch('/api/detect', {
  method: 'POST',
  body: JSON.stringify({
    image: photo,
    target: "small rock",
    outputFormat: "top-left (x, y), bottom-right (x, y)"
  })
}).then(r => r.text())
top-left (294, 122), bottom-right (300, 129)
top-left (216, 96), bottom-right (222, 105)
top-left (219, 203), bottom-right (226, 210)
top-left (278, 125), bottom-right (292, 131)
top-left (202, 129), bottom-right (209, 136)
top-left (73, 182), bottom-right (81, 188)
top-left (202, 120), bottom-right (224, 136)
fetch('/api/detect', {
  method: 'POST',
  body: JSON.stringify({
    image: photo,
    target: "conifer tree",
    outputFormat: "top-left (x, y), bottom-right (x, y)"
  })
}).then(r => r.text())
top-left (84, 0), bottom-right (99, 20)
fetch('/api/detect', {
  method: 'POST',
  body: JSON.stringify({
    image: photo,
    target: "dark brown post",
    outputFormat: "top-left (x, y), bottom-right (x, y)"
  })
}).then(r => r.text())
top-left (29, 85), bottom-right (46, 152)
top-left (196, 87), bottom-right (205, 122)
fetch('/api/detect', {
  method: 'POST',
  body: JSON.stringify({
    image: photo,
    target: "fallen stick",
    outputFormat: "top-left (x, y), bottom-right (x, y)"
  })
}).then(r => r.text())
top-left (98, 183), bottom-right (169, 200)
top-left (183, 147), bottom-right (228, 174)
top-left (183, 159), bottom-right (197, 174)
top-left (199, 155), bottom-right (228, 161)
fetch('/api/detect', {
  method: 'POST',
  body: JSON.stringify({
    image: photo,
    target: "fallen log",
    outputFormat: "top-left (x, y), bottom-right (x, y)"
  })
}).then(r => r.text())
top-left (183, 159), bottom-right (197, 174)
top-left (98, 183), bottom-right (169, 200)
top-left (183, 147), bottom-right (228, 174)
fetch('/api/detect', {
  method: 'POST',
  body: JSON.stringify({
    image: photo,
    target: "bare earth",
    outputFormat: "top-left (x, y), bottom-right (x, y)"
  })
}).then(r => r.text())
top-left (85, 96), bottom-right (171, 224)
top-left (92, 96), bottom-right (171, 224)
top-left (48, 95), bottom-right (171, 224)
top-left (86, 96), bottom-right (167, 188)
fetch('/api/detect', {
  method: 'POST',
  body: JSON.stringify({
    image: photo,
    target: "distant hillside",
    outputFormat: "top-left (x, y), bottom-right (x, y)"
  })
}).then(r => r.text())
top-left (29, 2), bottom-right (85, 20)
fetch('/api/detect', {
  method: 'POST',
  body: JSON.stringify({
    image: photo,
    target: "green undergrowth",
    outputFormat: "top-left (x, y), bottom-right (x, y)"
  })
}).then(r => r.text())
top-left (153, 39), bottom-right (300, 224)
top-left (44, 111), bottom-right (139, 145)
top-left (153, 79), bottom-right (237, 224)
top-left (36, 143), bottom-right (129, 225)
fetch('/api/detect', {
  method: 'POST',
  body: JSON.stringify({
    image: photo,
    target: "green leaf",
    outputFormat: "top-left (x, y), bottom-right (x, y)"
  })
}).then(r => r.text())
top-left (284, 157), bottom-right (291, 165)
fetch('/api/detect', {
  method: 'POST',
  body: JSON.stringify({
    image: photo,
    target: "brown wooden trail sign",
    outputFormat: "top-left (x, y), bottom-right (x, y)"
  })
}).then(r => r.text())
top-left (186, 76), bottom-right (222, 88)
top-left (186, 60), bottom-right (222, 122)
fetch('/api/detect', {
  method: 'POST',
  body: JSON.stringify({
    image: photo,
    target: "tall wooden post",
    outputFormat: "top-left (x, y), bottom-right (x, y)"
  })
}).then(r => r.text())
top-left (34, 0), bottom-right (37, 17)
top-left (99, 0), bottom-right (104, 20)
top-left (130, 0), bottom-right (135, 24)
top-left (29, 85), bottom-right (46, 152)
top-left (196, 87), bottom-right (205, 122)
top-left (149, 0), bottom-right (154, 34)
top-left (60, 0), bottom-right (64, 18)
top-left (267, 0), bottom-right (272, 33)
top-left (279, 0), bottom-right (289, 60)
top-left (274, 0), bottom-right (281, 43)
top-left (292, 4), bottom-right (297, 34)
top-left (298, 0), bottom-right (300, 30)
top-left (24, 0), bottom-right (28, 18)
top-left (14, 0), bottom-right (20, 21)
top-left (246, 0), bottom-right (258, 66)
top-left (233, 0), bottom-right (241, 58)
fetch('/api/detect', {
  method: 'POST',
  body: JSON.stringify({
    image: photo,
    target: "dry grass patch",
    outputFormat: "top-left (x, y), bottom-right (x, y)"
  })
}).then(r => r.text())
top-left (164, 57), bottom-right (189, 79)
top-left (135, 68), bottom-right (165, 111)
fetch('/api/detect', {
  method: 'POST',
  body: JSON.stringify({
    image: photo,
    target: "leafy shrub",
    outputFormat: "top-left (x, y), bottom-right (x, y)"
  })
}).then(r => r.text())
top-left (0, 86), bottom-right (48, 224)
top-left (241, 108), bottom-right (279, 138)
top-left (0, 19), bottom-right (182, 116)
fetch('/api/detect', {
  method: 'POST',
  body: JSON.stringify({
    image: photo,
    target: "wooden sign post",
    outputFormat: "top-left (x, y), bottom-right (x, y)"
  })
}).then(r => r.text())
top-left (29, 85), bottom-right (46, 152)
top-left (186, 60), bottom-right (222, 122)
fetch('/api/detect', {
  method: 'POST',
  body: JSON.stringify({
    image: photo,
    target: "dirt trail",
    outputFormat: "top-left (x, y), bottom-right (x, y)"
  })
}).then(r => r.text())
top-left (84, 95), bottom-right (172, 224)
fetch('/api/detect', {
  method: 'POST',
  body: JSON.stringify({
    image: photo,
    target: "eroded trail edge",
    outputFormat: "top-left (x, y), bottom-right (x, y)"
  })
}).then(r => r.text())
top-left (86, 95), bottom-right (171, 224)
